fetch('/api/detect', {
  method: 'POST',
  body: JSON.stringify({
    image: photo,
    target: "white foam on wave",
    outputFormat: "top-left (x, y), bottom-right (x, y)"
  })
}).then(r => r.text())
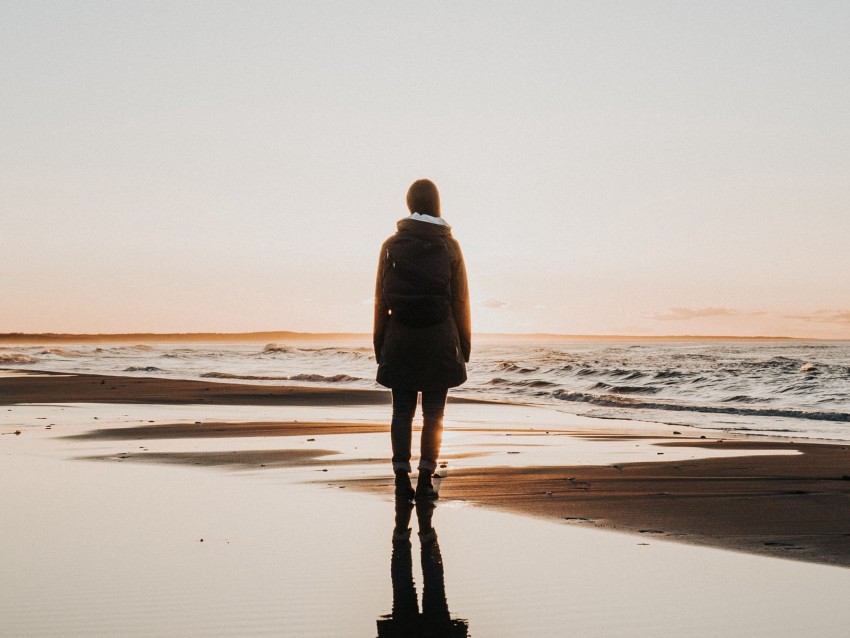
top-left (0, 353), bottom-right (38, 364)
top-left (262, 343), bottom-right (291, 354)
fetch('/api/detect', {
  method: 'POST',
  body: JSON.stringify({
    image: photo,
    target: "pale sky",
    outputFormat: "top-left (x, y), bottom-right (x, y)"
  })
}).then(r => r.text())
top-left (2, 1), bottom-right (849, 337)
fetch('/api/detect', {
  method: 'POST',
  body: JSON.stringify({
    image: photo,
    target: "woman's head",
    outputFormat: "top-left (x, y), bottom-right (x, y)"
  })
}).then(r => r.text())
top-left (406, 179), bottom-right (440, 217)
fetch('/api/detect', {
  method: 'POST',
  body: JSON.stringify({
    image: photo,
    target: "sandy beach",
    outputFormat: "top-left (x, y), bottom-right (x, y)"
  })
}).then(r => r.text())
top-left (3, 369), bottom-right (850, 636)
top-left (4, 369), bottom-right (850, 565)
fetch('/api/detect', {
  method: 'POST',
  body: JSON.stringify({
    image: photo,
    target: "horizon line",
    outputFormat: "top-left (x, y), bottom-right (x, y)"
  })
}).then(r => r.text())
top-left (0, 330), bottom-right (844, 343)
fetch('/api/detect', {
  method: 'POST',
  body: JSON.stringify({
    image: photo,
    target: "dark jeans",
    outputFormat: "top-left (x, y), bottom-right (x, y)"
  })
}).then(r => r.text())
top-left (391, 388), bottom-right (448, 474)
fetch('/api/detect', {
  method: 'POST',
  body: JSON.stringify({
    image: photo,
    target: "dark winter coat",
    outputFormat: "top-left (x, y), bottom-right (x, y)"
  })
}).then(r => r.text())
top-left (374, 217), bottom-right (471, 391)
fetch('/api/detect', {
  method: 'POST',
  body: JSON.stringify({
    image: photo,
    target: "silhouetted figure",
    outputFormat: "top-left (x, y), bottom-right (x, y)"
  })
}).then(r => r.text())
top-left (374, 179), bottom-right (471, 502)
top-left (376, 502), bottom-right (469, 638)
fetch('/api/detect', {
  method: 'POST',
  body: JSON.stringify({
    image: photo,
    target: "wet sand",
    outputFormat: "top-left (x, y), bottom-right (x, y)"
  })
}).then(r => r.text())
top-left (6, 369), bottom-right (850, 636)
top-left (0, 369), bottom-right (391, 406)
top-left (70, 421), bottom-right (850, 564)
top-left (4, 369), bottom-right (850, 568)
top-left (350, 438), bottom-right (850, 566)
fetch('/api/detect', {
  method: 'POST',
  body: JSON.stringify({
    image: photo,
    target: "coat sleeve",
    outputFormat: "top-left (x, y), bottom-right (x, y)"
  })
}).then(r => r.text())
top-left (373, 242), bottom-right (390, 363)
top-left (451, 241), bottom-right (472, 362)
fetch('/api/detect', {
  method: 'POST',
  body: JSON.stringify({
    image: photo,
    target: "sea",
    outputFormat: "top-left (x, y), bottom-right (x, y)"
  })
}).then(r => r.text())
top-left (2, 338), bottom-right (849, 441)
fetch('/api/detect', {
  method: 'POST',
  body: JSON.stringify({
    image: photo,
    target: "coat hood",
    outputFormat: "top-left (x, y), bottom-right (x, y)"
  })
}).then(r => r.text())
top-left (397, 214), bottom-right (452, 235)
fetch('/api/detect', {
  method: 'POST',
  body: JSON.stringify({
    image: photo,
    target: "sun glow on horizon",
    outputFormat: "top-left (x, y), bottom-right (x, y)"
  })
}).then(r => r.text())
top-left (2, 2), bottom-right (849, 339)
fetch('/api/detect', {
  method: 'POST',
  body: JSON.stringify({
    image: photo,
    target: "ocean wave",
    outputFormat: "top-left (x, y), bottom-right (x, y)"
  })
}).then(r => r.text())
top-left (654, 370), bottom-right (685, 379)
top-left (0, 353), bottom-right (38, 364)
top-left (609, 369), bottom-right (648, 380)
top-left (287, 373), bottom-right (361, 383)
top-left (778, 383), bottom-right (820, 394)
top-left (487, 377), bottom-right (555, 388)
top-left (723, 357), bottom-right (807, 373)
top-left (520, 379), bottom-right (556, 388)
top-left (259, 344), bottom-right (367, 360)
top-left (294, 347), bottom-right (370, 360)
top-left (202, 372), bottom-right (292, 380)
top-left (588, 378), bottom-right (658, 394)
top-left (721, 395), bottom-right (772, 404)
top-left (607, 385), bottom-right (660, 395)
top-left (496, 361), bottom-right (538, 373)
top-left (201, 372), bottom-right (361, 383)
top-left (552, 390), bottom-right (850, 422)
top-left (96, 345), bottom-right (153, 353)
top-left (671, 353), bottom-right (715, 361)
top-left (39, 348), bottom-right (82, 357)
top-left (156, 349), bottom-right (225, 360)
top-left (262, 343), bottom-right (292, 354)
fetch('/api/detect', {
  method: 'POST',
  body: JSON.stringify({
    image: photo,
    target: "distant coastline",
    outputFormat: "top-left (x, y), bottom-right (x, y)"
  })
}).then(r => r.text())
top-left (0, 331), bottom-right (831, 343)
top-left (0, 331), bottom-right (364, 344)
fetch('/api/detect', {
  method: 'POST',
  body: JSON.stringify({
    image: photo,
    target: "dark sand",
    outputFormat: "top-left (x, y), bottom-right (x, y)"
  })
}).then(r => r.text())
top-left (65, 420), bottom-right (390, 440)
top-left (0, 369), bottom-right (486, 406)
top-left (0, 370), bottom-right (391, 406)
top-left (352, 438), bottom-right (850, 566)
top-left (5, 370), bottom-right (850, 567)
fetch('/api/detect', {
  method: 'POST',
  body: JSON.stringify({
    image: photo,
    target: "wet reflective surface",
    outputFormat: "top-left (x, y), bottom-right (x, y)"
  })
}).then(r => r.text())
top-left (376, 501), bottom-right (469, 637)
top-left (4, 405), bottom-right (850, 637)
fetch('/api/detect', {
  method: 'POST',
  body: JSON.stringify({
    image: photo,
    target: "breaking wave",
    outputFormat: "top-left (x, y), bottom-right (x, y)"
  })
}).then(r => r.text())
top-left (39, 348), bottom-right (83, 357)
top-left (552, 390), bottom-right (850, 423)
top-left (0, 353), bottom-right (38, 364)
top-left (201, 372), bottom-right (361, 383)
top-left (487, 377), bottom-right (556, 388)
top-left (607, 385), bottom-right (660, 395)
top-left (288, 373), bottom-right (362, 383)
top-left (496, 361), bottom-right (538, 373)
top-left (202, 372), bottom-right (293, 380)
top-left (262, 343), bottom-right (291, 354)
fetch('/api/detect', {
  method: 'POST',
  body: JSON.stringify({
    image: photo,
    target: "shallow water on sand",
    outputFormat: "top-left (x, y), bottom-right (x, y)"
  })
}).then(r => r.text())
top-left (3, 420), bottom-right (850, 637)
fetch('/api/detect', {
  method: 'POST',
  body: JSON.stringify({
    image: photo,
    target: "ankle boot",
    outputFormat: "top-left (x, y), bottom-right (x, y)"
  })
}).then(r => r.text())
top-left (415, 470), bottom-right (439, 502)
top-left (394, 471), bottom-right (415, 501)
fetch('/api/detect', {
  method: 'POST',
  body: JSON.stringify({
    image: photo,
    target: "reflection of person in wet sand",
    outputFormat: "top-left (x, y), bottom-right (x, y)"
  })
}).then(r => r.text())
top-left (376, 502), bottom-right (469, 638)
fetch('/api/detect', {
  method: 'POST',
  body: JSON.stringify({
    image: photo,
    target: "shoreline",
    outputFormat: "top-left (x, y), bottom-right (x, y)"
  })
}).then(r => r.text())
top-left (3, 370), bottom-right (849, 568)
top-left (0, 369), bottom-right (389, 406)
top-left (0, 369), bottom-right (493, 406)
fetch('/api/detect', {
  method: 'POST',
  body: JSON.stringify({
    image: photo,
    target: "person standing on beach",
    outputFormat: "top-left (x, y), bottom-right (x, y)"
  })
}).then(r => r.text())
top-left (374, 179), bottom-right (471, 501)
